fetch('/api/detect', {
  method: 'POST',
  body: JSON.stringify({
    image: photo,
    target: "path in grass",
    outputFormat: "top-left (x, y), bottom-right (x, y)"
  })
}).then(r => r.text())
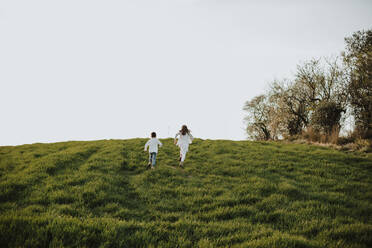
top-left (0, 139), bottom-right (371, 247)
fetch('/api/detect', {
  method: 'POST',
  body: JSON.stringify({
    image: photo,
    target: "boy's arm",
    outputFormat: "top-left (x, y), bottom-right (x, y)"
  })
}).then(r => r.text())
top-left (144, 140), bottom-right (149, 151)
top-left (158, 139), bottom-right (163, 147)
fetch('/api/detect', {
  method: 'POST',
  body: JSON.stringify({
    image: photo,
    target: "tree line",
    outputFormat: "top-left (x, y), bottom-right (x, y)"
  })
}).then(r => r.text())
top-left (244, 29), bottom-right (372, 143)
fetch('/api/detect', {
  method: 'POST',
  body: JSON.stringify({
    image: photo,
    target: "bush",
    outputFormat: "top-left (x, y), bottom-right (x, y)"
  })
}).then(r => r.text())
top-left (337, 136), bottom-right (355, 146)
top-left (311, 101), bottom-right (343, 135)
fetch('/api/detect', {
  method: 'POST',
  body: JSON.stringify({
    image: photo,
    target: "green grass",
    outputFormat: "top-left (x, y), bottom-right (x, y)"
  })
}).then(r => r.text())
top-left (0, 139), bottom-right (371, 247)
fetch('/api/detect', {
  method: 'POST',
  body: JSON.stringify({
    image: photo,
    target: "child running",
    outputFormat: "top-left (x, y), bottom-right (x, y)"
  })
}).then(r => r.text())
top-left (144, 132), bottom-right (162, 169)
top-left (174, 125), bottom-right (194, 168)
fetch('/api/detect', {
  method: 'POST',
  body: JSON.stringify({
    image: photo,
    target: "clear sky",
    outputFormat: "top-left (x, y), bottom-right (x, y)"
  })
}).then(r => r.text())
top-left (1, 0), bottom-right (372, 146)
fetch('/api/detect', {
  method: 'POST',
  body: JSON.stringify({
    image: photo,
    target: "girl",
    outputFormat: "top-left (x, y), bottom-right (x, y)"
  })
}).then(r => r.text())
top-left (174, 125), bottom-right (194, 167)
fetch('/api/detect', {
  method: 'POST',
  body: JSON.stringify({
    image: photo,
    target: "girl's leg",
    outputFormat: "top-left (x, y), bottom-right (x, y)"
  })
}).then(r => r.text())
top-left (180, 149), bottom-right (187, 167)
top-left (179, 145), bottom-right (188, 167)
top-left (181, 151), bottom-right (187, 162)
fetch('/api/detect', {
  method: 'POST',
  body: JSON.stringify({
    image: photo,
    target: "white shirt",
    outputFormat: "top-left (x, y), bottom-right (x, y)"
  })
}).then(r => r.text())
top-left (144, 138), bottom-right (163, 153)
top-left (175, 132), bottom-right (193, 147)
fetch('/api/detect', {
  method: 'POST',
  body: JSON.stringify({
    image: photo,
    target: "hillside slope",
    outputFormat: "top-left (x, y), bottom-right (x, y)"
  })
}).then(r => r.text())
top-left (0, 139), bottom-right (371, 247)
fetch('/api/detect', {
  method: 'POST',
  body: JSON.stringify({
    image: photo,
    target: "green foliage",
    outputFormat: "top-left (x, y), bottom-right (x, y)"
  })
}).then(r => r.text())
top-left (343, 29), bottom-right (372, 138)
top-left (311, 101), bottom-right (343, 134)
top-left (1, 139), bottom-right (372, 247)
top-left (245, 57), bottom-right (348, 140)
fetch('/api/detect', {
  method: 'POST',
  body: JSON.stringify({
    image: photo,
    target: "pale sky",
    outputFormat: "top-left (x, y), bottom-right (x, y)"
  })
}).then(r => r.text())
top-left (1, 0), bottom-right (371, 146)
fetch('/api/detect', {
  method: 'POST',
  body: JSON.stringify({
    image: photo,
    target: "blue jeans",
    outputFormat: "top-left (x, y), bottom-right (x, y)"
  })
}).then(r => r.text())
top-left (149, 152), bottom-right (157, 166)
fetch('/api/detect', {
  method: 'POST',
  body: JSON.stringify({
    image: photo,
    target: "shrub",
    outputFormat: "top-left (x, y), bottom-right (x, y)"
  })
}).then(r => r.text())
top-left (311, 101), bottom-right (343, 135)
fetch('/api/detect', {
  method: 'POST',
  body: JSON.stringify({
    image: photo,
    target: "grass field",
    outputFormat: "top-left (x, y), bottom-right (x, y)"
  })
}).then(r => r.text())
top-left (0, 139), bottom-right (371, 247)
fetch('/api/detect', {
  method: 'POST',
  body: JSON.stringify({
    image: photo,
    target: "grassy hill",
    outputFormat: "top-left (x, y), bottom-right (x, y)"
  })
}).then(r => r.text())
top-left (0, 139), bottom-right (371, 247)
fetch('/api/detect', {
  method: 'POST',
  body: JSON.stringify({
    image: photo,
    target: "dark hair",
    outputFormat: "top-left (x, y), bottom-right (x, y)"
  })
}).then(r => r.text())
top-left (151, 132), bottom-right (156, 138)
top-left (180, 125), bottom-right (190, 135)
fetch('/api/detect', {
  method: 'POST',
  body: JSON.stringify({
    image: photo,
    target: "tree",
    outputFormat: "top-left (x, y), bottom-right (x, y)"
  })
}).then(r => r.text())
top-left (243, 30), bottom-right (368, 141)
top-left (294, 58), bottom-right (348, 136)
top-left (343, 29), bottom-right (372, 138)
top-left (265, 58), bottom-right (348, 138)
top-left (243, 95), bottom-right (272, 140)
top-left (269, 80), bottom-right (307, 136)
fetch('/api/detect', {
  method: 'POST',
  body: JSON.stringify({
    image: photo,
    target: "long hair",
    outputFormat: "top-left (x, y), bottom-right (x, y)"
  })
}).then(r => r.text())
top-left (180, 125), bottom-right (190, 135)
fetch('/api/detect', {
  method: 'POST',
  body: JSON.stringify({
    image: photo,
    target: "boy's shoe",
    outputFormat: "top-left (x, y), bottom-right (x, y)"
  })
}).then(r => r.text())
top-left (146, 163), bottom-right (151, 169)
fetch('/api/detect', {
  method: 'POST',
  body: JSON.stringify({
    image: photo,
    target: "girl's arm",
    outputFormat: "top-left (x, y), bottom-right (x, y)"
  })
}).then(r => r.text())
top-left (189, 132), bottom-right (194, 141)
top-left (174, 132), bottom-right (180, 144)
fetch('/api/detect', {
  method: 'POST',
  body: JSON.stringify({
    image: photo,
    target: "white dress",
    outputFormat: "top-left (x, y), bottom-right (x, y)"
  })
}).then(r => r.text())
top-left (175, 132), bottom-right (193, 159)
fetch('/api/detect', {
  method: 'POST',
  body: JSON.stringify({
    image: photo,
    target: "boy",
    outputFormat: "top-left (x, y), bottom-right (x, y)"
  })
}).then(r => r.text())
top-left (144, 132), bottom-right (162, 169)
